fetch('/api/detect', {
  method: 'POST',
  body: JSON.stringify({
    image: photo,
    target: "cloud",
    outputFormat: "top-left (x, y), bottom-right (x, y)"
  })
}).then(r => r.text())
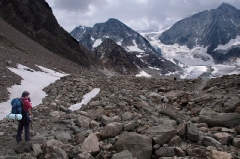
top-left (46, 0), bottom-right (240, 32)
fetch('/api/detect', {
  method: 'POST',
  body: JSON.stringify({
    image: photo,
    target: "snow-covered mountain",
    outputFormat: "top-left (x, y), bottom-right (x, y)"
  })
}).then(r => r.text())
top-left (159, 3), bottom-right (240, 63)
top-left (71, 18), bottom-right (181, 75)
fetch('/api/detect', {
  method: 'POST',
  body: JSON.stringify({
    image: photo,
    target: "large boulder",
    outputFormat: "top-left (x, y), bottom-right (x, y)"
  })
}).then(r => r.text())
top-left (157, 104), bottom-right (191, 121)
top-left (101, 122), bottom-right (124, 139)
top-left (115, 132), bottom-right (152, 159)
top-left (199, 107), bottom-right (240, 128)
top-left (146, 125), bottom-right (177, 145)
top-left (81, 133), bottom-right (100, 155)
top-left (187, 122), bottom-right (199, 142)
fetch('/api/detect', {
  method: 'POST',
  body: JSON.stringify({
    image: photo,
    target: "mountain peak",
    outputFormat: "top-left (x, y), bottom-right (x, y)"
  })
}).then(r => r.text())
top-left (217, 3), bottom-right (236, 10)
top-left (107, 18), bottom-right (121, 22)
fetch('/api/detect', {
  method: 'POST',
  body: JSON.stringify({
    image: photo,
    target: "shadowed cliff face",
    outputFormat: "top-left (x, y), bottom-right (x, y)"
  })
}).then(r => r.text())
top-left (94, 38), bottom-right (146, 75)
top-left (159, 3), bottom-right (240, 63)
top-left (0, 0), bottom-right (96, 67)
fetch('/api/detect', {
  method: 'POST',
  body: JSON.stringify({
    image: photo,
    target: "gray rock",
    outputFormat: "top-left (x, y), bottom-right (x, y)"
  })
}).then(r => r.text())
top-left (124, 122), bottom-right (138, 131)
top-left (167, 135), bottom-right (183, 146)
top-left (13, 141), bottom-right (32, 153)
top-left (32, 144), bottom-right (43, 157)
top-left (45, 146), bottom-right (68, 159)
top-left (187, 122), bottom-right (199, 142)
top-left (101, 115), bottom-right (114, 125)
top-left (214, 132), bottom-right (230, 145)
top-left (76, 115), bottom-right (92, 129)
top-left (199, 107), bottom-right (240, 128)
top-left (155, 147), bottom-right (175, 158)
top-left (224, 96), bottom-right (240, 113)
top-left (115, 132), bottom-right (152, 159)
top-left (174, 147), bottom-right (186, 157)
top-left (233, 138), bottom-right (240, 147)
top-left (158, 104), bottom-right (191, 121)
top-left (77, 153), bottom-right (95, 159)
top-left (176, 122), bottom-right (187, 137)
top-left (69, 146), bottom-right (82, 158)
top-left (81, 133), bottom-right (100, 156)
top-left (54, 131), bottom-right (71, 142)
top-left (146, 125), bottom-right (177, 145)
top-left (203, 136), bottom-right (222, 147)
top-left (112, 150), bottom-right (133, 159)
top-left (121, 112), bottom-right (135, 121)
top-left (101, 122), bottom-right (124, 139)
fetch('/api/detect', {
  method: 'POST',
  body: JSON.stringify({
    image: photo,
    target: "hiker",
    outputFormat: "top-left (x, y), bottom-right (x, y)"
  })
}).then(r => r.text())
top-left (16, 91), bottom-right (32, 143)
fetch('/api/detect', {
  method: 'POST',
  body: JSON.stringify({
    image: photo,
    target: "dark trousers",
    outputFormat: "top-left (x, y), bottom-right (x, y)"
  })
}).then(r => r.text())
top-left (16, 120), bottom-right (30, 142)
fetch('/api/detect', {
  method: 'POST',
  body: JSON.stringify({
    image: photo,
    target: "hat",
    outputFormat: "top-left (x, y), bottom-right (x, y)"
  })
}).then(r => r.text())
top-left (21, 91), bottom-right (30, 97)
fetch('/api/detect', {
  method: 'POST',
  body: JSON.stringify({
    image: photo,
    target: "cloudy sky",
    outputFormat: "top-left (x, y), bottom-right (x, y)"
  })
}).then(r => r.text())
top-left (45, 0), bottom-right (240, 32)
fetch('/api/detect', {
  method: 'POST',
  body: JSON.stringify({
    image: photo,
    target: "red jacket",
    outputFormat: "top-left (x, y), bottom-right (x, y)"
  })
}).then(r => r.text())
top-left (21, 98), bottom-right (32, 111)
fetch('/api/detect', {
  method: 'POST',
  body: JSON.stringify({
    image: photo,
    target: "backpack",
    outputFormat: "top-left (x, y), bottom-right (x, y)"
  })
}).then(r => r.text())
top-left (11, 98), bottom-right (23, 114)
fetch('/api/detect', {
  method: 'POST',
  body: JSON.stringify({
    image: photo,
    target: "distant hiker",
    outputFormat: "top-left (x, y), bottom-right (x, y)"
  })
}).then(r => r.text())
top-left (174, 77), bottom-right (177, 81)
top-left (16, 91), bottom-right (32, 143)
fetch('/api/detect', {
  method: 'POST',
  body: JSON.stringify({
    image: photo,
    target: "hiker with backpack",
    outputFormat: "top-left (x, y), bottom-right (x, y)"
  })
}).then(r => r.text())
top-left (16, 91), bottom-right (32, 143)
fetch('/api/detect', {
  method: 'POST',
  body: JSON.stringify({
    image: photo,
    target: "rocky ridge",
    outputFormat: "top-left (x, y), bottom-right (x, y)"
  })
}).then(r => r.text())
top-left (1, 72), bottom-right (240, 158)
top-left (71, 18), bottom-right (181, 74)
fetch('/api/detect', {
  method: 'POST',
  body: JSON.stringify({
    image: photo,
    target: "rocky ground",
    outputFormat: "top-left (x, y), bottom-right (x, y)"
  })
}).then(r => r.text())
top-left (1, 72), bottom-right (240, 159)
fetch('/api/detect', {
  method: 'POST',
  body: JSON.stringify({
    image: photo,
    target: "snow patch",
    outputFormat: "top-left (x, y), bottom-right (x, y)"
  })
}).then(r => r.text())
top-left (127, 40), bottom-right (144, 52)
top-left (93, 39), bottom-right (103, 48)
top-left (136, 71), bottom-right (152, 78)
top-left (68, 88), bottom-right (100, 111)
top-left (214, 35), bottom-right (240, 51)
top-left (0, 64), bottom-right (67, 120)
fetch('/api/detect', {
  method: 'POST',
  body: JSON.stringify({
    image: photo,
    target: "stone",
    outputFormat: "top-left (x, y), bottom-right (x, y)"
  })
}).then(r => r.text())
top-left (233, 138), bottom-right (240, 147)
top-left (135, 101), bottom-right (149, 110)
top-left (121, 112), bottom-right (135, 121)
top-left (199, 107), bottom-right (240, 128)
top-left (81, 133), bottom-right (100, 155)
top-left (101, 122), bottom-right (124, 139)
top-left (90, 120), bottom-right (99, 129)
top-left (76, 115), bottom-right (92, 129)
top-left (174, 147), bottom-right (186, 157)
top-left (101, 115), bottom-right (114, 125)
top-left (77, 153), bottom-right (95, 159)
top-left (13, 141), bottom-right (32, 154)
top-left (235, 125), bottom-right (240, 134)
top-left (32, 144), bottom-right (43, 157)
top-left (112, 150), bottom-right (133, 159)
top-left (209, 150), bottom-right (233, 159)
top-left (69, 146), bottom-right (82, 158)
top-left (167, 135), bottom-right (183, 146)
top-left (203, 136), bottom-right (222, 147)
top-left (158, 104), bottom-right (191, 121)
top-left (176, 122), bottom-right (187, 137)
top-left (75, 133), bottom-right (86, 144)
top-left (187, 122), bottom-right (199, 142)
top-left (155, 147), bottom-right (175, 158)
top-left (224, 96), bottom-right (240, 113)
top-left (214, 132), bottom-right (230, 145)
top-left (146, 125), bottom-right (177, 145)
top-left (54, 131), bottom-right (71, 142)
top-left (124, 122), bottom-right (138, 131)
top-left (115, 132), bottom-right (152, 159)
top-left (45, 146), bottom-right (68, 159)
top-left (44, 139), bottom-right (63, 148)
top-left (186, 146), bottom-right (207, 158)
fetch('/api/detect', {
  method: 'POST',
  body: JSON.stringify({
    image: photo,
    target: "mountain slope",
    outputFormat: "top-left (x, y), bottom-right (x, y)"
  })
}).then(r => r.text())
top-left (94, 38), bottom-right (146, 75)
top-left (0, 0), bottom-right (96, 67)
top-left (159, 3), bottom-right (240, 63)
